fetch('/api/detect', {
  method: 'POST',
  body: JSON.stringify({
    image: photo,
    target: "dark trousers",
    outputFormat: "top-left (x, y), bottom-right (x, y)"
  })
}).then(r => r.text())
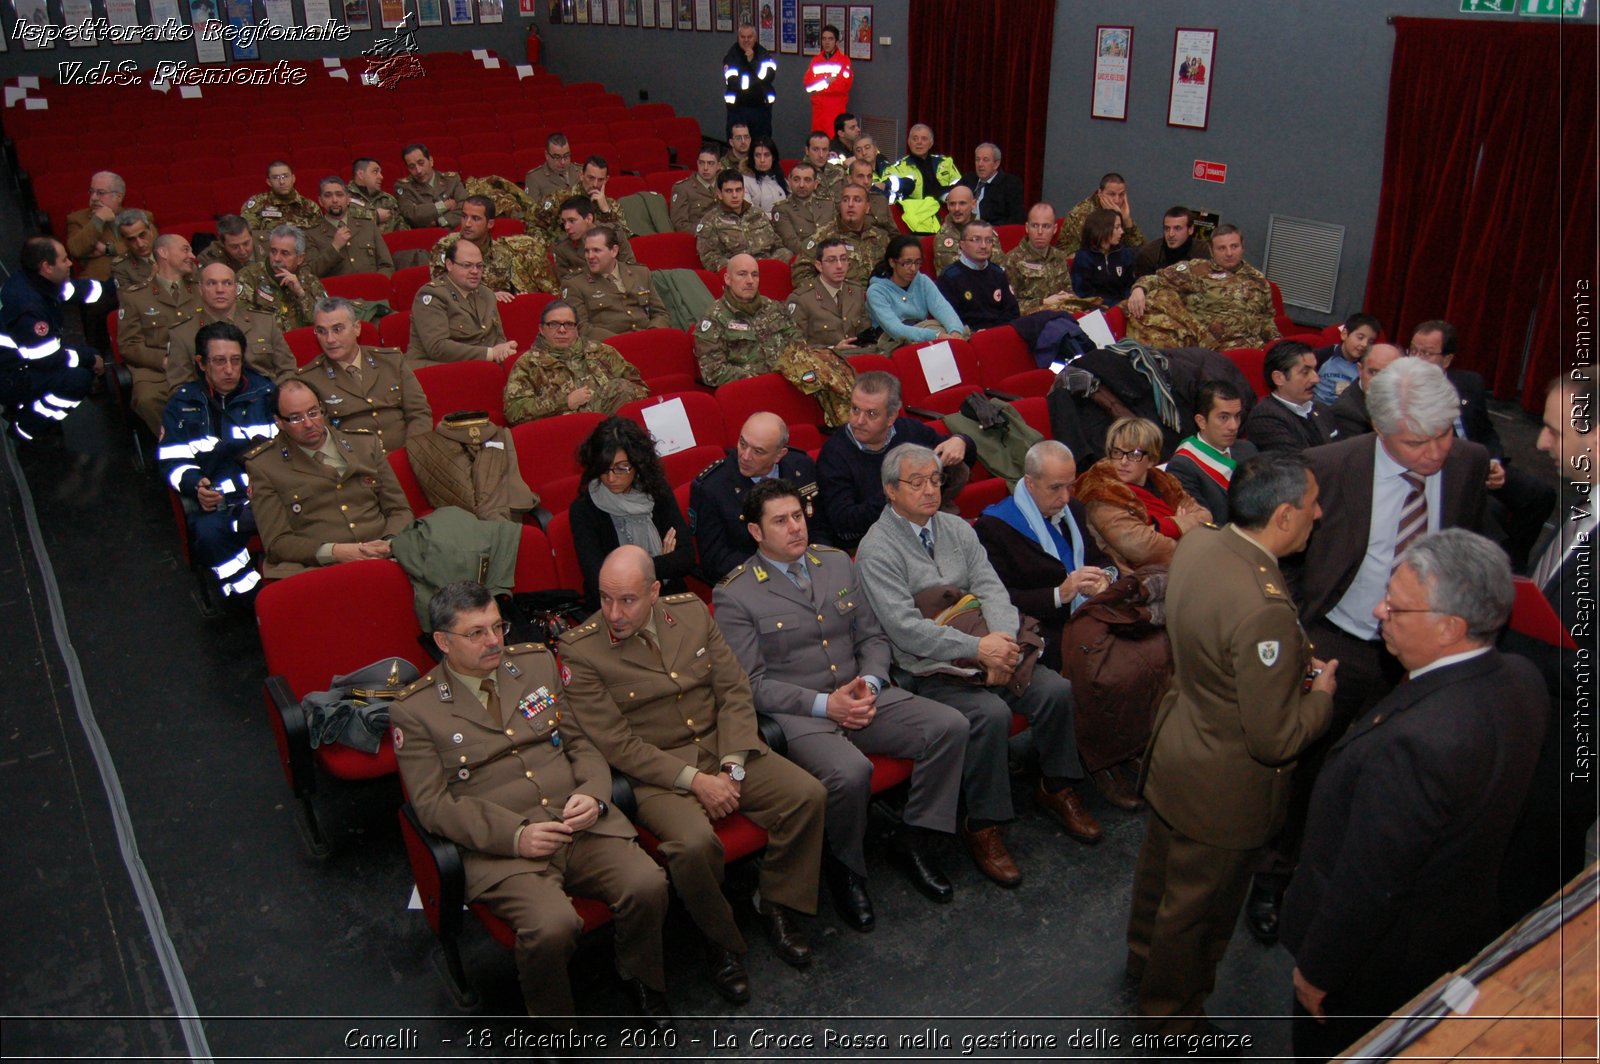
top-left (0, 360), bottom-right (96, 438)
top-left (725, 103), bottom-right (772, 141)
top-left (1491, 466), bottom-right (1557, 573)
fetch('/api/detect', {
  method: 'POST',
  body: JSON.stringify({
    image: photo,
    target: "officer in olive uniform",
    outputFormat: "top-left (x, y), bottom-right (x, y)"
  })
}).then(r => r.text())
top-left (550, 197), bottom-right (639, 281)
top-left (670, 151), bottom-right (721, 233)
top-left (348, 158), bottom-right (408, 234)
top-left (1001, 206), bottom-right (1101, 315)
top-left (930, 186), bottom-right (979, 274)
top-left (1127, 453), bottom-right (1335, 1034)
top-left (240, 162), bottom-right (321, 236)
top-left (772, 163), bottom-right (836, 259)
top-left (791, 186), bottom-right (887, 288)
top-left (559, 546), bottom-right (827, 1004)
top-left (786, 238), bottom-right (872, 351)
top-left (117, 233), bottom-right (202, 434)
top-left (502, 300), bottom-right (647, 425)
top-left (406, 241), bottom-right (515, 368)
top-left (563, 230), bottom-right (670, 340)
top-left (696, 170), bottom-right (790, 270)
top-left (429, 231), bottom-right (559, 298)
top-left (299, 297), bottom-right (432, 454)
top-left (1057, 178), bottom-right (1145, 257)
top-left (392, 580), bottom-right (669, 1017)
top-left (238, 226), bottom-right (330, 333)
top-left (245, 379), bottom-right (413, 579)
top-left (523, 150), bottom-right (578, 204)
top-left (195, 216), bottom-right (262, 276)
top-left (110, 232), bottom-right (156, 292)
top-left (1126, 226), bottom-right (1279, 352)
top-left (302, 178), bottom-right (394, 279)
top-left (396, 145), bottom-right (471, 230)
top-left (166, 263), bottom-right (296, 388)
top-left (529, 162), bottom-right (629, 244)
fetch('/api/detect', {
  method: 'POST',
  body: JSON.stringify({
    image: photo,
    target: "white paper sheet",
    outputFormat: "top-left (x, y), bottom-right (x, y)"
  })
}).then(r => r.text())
top-left (641, 397), bottom-right (696, 456)
top-left (916, 340), bottom-right (961, 393)
top-left (1076, 309), bottom-right (1116, 349)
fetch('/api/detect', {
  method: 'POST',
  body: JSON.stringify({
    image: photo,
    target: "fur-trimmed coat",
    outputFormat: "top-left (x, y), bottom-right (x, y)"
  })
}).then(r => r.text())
top-left (1071, 460), bottom-right (1210, 571)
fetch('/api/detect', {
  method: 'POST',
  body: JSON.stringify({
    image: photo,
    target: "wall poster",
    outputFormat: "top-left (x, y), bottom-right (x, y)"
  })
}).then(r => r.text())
top-left (1092, 25), bottom-right (1131, 121)
top-left (1167, 26), bottom-right (1216, 130)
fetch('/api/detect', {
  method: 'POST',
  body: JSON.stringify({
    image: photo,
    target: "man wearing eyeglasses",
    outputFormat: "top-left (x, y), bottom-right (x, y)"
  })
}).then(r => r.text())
top-left (502, 299), bottom-right (647, 425)
top-left (246, 377), bottom-right (413, 578)
top-left (792, 185), bottom-right (887, 288)
top-left (523, 133), bottom-right (578, 204)
top-left (297, 297), bottom-right (431, 454)
top-left (406, 239), bottom-right (517, 368)
top-left (65, 171), bottom-right (135, 285)
top-left (935, 220), bottom-right (1020, 332)
top-left (786, 237), bottom-right (872, 352)
top-left (391, 580), bottom-right (671, 1019)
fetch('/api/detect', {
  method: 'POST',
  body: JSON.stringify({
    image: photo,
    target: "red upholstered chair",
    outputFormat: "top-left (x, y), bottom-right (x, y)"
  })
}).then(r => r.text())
top-left (390, 265), bottom-right (433, 308)
top-left (1223, 348), bottom-right (1269, 398)
top-left (607, 328), bottom-right (704, 393)
top-left (323, 272), bottom-right (393, 303)
top-left (1011, 396), bottom-right (1052, 437)
top-left (642, 170), bottom-right (686, 199)
top-left (628, 102), bottom-right (677, 123)
top-left (757, 258), bottom-right (793, 301)
top-left (619, 391), bottom-right (725, 454)
top-left (892, 338), bottom-right (985, 415)
top-left (459, 150), bottom-right (517, 180)
top-left (1268, 280), bottom-right (1297, 337)
top-left (545, 510), bottom-right (583, 589)
top-left (970, 324), bottom-right (1053, 396)
top-left (1509, 576), bottom-right (1579, 651)
top-left (608, 119), bottom-right (656, 143)
top-left (382, 226), bottom-right (450, 257)
top-left (919, 234), bottom-right (937, 278)
top-left (510, 412), bottom-right (603, 485)
top-left (613, 138), bottom-right (670, 176)
top-left (493, 218), bottom-right (526, 237)
top-left (995, 224), bottom-right (1026, 252)
top-left (695, 269), bottom-right (726, 298)
top-left (497, 292), bottom-right (557, 352)
top-left (954, 475), bottom-right (1010, 520)
top-left (848, 353), bottom-right (897, 377)
top-left (386, 447), bottom-right (435, 517)
top-left (659, 115), bottom-right (703, 168)
top-left (413, 360), bottom-right (508, 425)
top-left (284, 327), bottom-right (322, 367)
top-left (631, 231), bottom-right (703, 271)
top-left (512, 523), bottom-right (560, 593)
top-left (257, 559), bottom-right (433, 854)
top-left (713, 373), bottom-right (829, 453)
top-left (379, 310), bottom-right (411, 349)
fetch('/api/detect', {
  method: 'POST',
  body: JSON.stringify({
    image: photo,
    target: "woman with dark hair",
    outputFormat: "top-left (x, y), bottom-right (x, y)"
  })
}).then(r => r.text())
top-left (744, 138), bottom-right (790, 214)
top-left (567, 416), bottom-right (696, 608)
top-left (1070, 207), bottom-right (1138, 306)
top-left (1072, 416), bottom-right (1210, 570)
top-left (865, 234), bottom-right (967, 344)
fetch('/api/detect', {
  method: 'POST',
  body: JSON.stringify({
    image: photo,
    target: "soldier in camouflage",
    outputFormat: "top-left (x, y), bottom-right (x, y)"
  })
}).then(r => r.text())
top-left (552, 195), bottom-right (638, 280)
top-left (696, 170), bottom-right (790, 270)
top-left (348, 158), bottom-right (409, 234)
top-left (240, 161), bottom-right (321, 237)
top-left (237, 225), bottom-right (329, 333)
top-left (931, 185), bottom-right (979, 274)
top-left (1056, 172), bottom-right (1145, 256)
top-left (1002, 203), bottom-right (1105, 315)
top-left (529, 155), bottom-right (628, 243)
top-left (772, 161), bottom-right (835, 259)
top-left (428, 196), bottom-right (558, 299)
top-left (502, 299), bottom-right (648, 425)
top-left (792, 184), bottom-right (887, 287)
top-left (1125, 224), bottom-right (1279, 351)
top-left (803, 132), bottom-right (847, 202)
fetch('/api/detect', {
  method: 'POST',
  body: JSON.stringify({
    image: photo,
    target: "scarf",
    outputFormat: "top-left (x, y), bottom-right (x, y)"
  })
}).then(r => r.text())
top-left (588, 480), bottom-right (663, 556)
top-left (995, 481), bottom-right (1094, 612)
top-left (1106, 338), bottom-right (1182, 434)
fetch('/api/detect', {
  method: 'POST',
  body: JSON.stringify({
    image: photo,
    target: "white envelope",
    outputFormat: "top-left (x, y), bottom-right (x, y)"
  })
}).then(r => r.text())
top-left (1076, 309), bottom-right (1117, 349)
top-left (641, 397), bottom-right (696, 456)
top-left (916, 340), bottom-right (961, 393)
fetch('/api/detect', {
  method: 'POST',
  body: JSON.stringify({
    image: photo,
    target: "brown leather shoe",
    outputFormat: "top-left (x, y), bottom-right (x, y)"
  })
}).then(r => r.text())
top-left (1036, 783), bottom-right (1103, 843)
top-left (756, 902), bottom-right (813, 968)
top-left (961, 823), bottom-right (1022, 887)
top-left (1092, 765), bottom-right (1146, 812)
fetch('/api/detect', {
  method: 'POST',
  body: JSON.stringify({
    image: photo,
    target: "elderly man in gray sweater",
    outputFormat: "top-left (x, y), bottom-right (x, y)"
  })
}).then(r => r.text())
top-left (856, 443), bottom-right (1101, 887)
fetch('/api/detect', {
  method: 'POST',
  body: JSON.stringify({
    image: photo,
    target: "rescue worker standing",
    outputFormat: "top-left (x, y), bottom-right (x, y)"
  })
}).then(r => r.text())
top-left (804, 25), bottom-right (853, 139)
top-left (0, 237), bottom-right (102, 443)
top-left (723, 24), bottom-right (777, 141)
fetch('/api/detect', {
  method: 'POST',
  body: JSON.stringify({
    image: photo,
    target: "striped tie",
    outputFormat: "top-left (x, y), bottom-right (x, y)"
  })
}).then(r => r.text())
top-left (1394, 471), bottom-right (1428, 567)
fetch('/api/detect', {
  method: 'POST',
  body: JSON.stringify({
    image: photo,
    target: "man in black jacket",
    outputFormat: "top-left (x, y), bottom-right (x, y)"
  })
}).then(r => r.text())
top-left (1328, 341), bottom-right (1402, 439)
top-left (956, 143), bottom-right (1025, 226)
top-left (1241, 340), bottom-right (1337, 453)
top-left (722, 24), bottom-right (777, 141)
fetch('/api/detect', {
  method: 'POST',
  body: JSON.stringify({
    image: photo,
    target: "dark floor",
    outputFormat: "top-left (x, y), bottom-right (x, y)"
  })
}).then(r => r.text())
top-left (0, 173), bottom-right (1566, 1062)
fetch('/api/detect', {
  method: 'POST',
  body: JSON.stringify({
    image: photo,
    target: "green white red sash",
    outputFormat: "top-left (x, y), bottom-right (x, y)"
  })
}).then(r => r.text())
top-left (1172, 435), bottom-right (1235, 492)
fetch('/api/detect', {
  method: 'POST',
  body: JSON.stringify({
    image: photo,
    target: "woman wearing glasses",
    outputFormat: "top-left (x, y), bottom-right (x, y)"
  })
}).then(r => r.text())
top-left (865, 235), bottom-right (967, 345)
top-left (502, 300), bottom-right (647, 425)
top-left (1072, 416), bottom-right (1211, 570)
top-left (568, 416), bottom-right (696, 609)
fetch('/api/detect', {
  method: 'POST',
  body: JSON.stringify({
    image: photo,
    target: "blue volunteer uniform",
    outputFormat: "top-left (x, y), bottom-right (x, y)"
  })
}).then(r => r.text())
top-left (0, 271), bottom-right (100, 440)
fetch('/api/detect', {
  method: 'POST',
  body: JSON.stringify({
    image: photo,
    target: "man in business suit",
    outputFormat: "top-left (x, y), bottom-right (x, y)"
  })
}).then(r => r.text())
top-left (1166, 381), bottom-right (1260, 523)
top-left (1328, 341), bottom-right (1402, 439)
top-left (956, 143), bottom-right (1025, 226)
top-left (391, 581), bottom-right (670, 1017)
top-left (1407, 320), bottom-right (1555, 571)
top-left (559, 546), bottom-right (826, 1006)
top-left (1282, 530), bottom-right (1546, 1060)
top-left (1242, 340), bottom-right (1337, 453)
top-left (1246, 356), bottom-right (1490, 944)
top-left (715, 480), bottom-right (968, 931)
top-left (1128, 452), bottom-right (1337, 1035)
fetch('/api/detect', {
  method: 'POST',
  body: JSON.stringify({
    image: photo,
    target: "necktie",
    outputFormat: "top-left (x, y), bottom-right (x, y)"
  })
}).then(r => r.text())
top-left (790, 560), bottom-right (812, 595)
top-left (1394, 471), bottom-right (1428, 566)
top-left (1534, 511), bottom-right (1595, 591)
top-left (920, 527), bottom-right (935, 559)
top-left (481, 676), bottom-right (502, 726)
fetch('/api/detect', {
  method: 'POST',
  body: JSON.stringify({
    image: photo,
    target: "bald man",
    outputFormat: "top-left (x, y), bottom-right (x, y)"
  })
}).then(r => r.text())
top-left (117, 232), bottom-right (202, 434)
top-left (690, 411), bottom-right (833, 583)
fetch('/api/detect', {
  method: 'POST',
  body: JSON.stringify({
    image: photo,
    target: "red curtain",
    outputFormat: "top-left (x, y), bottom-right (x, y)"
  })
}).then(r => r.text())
top-left (906, 0), bottom-right (1055, 207)
top-left (1365, 18), bottom-right (1597, 409)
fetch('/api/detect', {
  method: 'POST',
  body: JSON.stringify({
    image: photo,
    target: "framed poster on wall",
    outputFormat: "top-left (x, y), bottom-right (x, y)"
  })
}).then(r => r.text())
top-left (676, 0), bottom-right (692, 29)
top-left (1092, 25), bottom-right (1131, 121)
top-left (735, 0), bottom-right (751, 26)
top-left (778, 0), bottom-right (796, 52)
top-left (1167, 27), bottom-right (1216, 130)
top-left (607, 0), bottom-right (620, 23)
top-left (800, 3), bottom-right (820, 53)
top-left (823, 2), bottom-right (842, 36)
top-left (714, 0), bottom-right (730, 31)
top-left (757, 0), bottom-right (774, 50)
top-left (846, 4), bottom-right (869, 60)
top-left (623, 0), bottom-right (637, 24)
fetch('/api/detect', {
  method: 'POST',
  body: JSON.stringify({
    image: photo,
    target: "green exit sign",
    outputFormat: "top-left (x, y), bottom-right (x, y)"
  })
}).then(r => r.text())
top-left (1459, 0), bottom-right (1515, 10)
top-left (1521, 0), bottom-right (1586, 14)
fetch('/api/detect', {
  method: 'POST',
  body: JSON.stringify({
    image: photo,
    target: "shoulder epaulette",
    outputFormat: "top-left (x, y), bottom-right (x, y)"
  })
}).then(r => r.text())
top-left (120, 280), bottom-right (150, 293)
top-left (695, 456), bottom-right (726, 481)
top-left (396, 672), bottom-right (435, 699)
top-left (504, 642), bottom-right (546, 655)
top-left (560, 620), bottom-right (603, 644)
top-left (370, 346), bottom-right (404, 358)
top-left (810, 544), bottom-right (845, 553)
top-left (718, 562), bottom-right (748, 588)
top-left (664, 592), bottom-right (701, 603)
top-left (242, 437), bottom-right (277, 460)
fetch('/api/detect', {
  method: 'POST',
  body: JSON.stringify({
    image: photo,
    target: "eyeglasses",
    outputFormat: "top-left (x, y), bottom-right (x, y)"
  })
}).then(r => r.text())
top-left (1107, 446), bottom-right (1152, 462)
top-left (820, 255), bottom-right (851, 265)
top-left (542, 320), bottom-right (579, 330)
top-left (89, 187), bottom-right (119, 196)
top-left (1377, 597), bottom-right (1438, 620)
top-left (203, 356), bottom-right (244, 368)
top-left (548, 151), bottom-right (573, 162)
top-left (603, 461), bottom-right (634, 476)
top-left (896, 472), bottom-right (945, 490)
top-left (452, 261), bottom-right (486, 271)
top-left (894, 257), bottom-right (923, 267)
top-left (440, 620), bottom-right (512, 643)
top-left (281, 407), bottom-right (326, 425)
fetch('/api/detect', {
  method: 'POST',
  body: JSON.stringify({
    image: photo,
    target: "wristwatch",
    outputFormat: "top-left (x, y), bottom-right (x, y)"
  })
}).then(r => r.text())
top-left (719, 763), bottom-right (747, 783)
top-left (594, 798), bottom-right (609, 818)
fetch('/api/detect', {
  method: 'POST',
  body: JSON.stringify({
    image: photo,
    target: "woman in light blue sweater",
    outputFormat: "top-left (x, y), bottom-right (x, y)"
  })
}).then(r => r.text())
top-left (866, 234), bottom-right (968, 344)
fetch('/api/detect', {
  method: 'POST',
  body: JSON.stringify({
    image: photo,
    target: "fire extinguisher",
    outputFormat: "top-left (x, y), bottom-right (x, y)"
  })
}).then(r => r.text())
top-left (527, 22), bottom-right (542, 67)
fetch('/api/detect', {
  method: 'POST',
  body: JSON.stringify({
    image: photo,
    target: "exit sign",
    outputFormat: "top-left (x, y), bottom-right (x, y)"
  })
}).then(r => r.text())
top-left (1521, 0), bottom-right (1585, 15)
top-left (1459, 0), bottom-right (1514, 10)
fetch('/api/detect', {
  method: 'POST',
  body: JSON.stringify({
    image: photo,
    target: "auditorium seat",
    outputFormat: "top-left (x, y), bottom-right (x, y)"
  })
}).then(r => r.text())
top-left (658, 115), bottom-right (703, 169)
top-left (322, 272), bottom-right (392, 303)
top-left (379, 311), bottom-right (411, 349)
top-left (390, 265), bottom-right (432, 308)
top-left (995, 224), bottom-right (1026, 252)
top-left (613, 138), bottom-right (670, 177)
top-left (413, 360), bottom-right (507, 425)
top-left (757, 258), bottom-right (793, 301)
top-left (714, 373), bottom-right (829, 453)
top-left (382, 227), bottom-right (450, 257)
top-left (893, 338), bottom-right (986, 415)
top-left (607, 328), bottom-right (704, 393)
top-left (497, 292), bottom-right (557, 355)
top-left (631, 231), bottom-right (702, 271)
top-left (510, 412), bottom-right (603, 485)
top-left (642, 170), bottom-right (686, 200)
top-left (970, 324), bottom-right (1053, 396)
top-left (1223, 348), bottom-right (1269, 398)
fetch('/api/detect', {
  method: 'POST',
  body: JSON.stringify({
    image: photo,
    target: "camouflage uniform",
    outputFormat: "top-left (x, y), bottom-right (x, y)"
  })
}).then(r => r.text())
top-left (551, 231), bottom-right (637, 280)
top-left (772, 193), bottom-right (835, 259)
top-left (348, 184), bottom-right (410, 233)
top-left (502, 336), bottom-right (647, 424)
top-left (669, 175), bottom-right (718, 233)
top-left (463, 176), bottom-right (534, 221)
top-left (694, 293), bottom-right (855, 425)
top-left (528, 184), bottom-right (627, 243)
top-left (237, 261), bottom-right (328, 332)
top-left (429, 233), bottom-right (558, 296)
top-left (792, 218), bottom-right (888, 287)
top-left (1056, 193), bottom-right (1145, 256)
top-left (695, 204), bottom-right (789, 270)
top-left (562, 262), bottom-right (671, 340)
top-left (815, 161), bottom-right (849, 202)
top-left (240, 190), bottom-right (320, 236)
top-left (1127, 259), bottom-right (1280, 351)
top-left (395, 171), bottom-right (470, 230)
top-left (719, 149), bottom-right (748, 173)
top-left (932, 216), bottom-right (966, 274)
top-left (864, 188), bottom-right (896, 235)
top-left (1001, 242), bottom-right (1102, 315)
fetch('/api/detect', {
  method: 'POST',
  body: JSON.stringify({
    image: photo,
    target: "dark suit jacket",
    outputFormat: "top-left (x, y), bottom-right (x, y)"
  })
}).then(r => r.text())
top-left (1294, 434), bottom-right (1490, 625)
top-left (1241, 394), bottom-right (1337, 453)
top-left (569, 487), bottom-right (696, 610)
top-left (1281, 649), bottom-right (1546, 1014)
top-left (1329, 381), bottom-right (1371, 438)
top-left (957, 170), bottom-right (1025, 226)
top-left (1165, 439), bottom-right (1259, 524)
top-left (1446, 366), bottom-right (1504, 460)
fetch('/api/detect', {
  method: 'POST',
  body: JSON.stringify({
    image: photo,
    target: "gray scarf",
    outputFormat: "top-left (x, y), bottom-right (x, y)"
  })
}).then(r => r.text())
top-left (588, 480), bottom-right (663, 556)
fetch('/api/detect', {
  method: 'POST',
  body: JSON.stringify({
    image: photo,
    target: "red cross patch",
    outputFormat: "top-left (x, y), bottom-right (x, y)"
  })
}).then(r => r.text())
top-left (34, 321), bottom-right (49, 337)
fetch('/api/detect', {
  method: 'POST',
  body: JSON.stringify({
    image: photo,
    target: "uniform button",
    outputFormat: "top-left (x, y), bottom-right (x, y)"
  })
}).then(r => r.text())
top-left (775, 622), bottom-right (783, 629)
top-left (340, 504), bottom-right (348, 511)
top-left (541, 797), bottom-right (550, 805)
top-left (505, 728), bottom-right (515, 737)
top-left (686, 718), bottom-right (694, 726)
top-left (670, 671), bottom-right (678, 678)
top-left (628, 692), bottom-right (635, 698)
top-left (459, 755), bottom-right (467, 763)
top-left (830, 664), bottom-right (838, 672)
top-left (817, 614), bottom-right (825, 622)
top-left (821, 640), bottom-right (828, 647)
top-left (693, 736), bottom-right (701, 743)
top-left (525, 770), bottom-right (533, 779)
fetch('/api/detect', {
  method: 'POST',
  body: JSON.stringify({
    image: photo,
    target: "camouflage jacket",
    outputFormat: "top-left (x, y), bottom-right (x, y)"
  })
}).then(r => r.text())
top-left (502, 336), bottom-right (647, 424)
top-left (695, 204), bottom-right (788, 270)
top-left (429, 233), bottom-right (557, 296)
top-left (1056, 192), bottom-right (1145, 255)
top-left (240, 190), bottom-right (320, 235)
top-left (1128, 258), bottom-right (1279, 351)
top-left (694, 292), bottom-right (805, 386)
top-left (237, 261), bottom-right (327, 332)
top-left (792, 218), bottom-right (888, 287)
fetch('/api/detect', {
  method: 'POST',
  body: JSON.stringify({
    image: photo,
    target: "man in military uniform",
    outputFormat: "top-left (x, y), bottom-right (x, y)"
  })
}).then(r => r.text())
top-left (773, 162), bottom-right (835, 260)
top-left (118, 233), bottom-right (201, 435)
top-left (1125, 224), bottom-right (1279, 351)
top-left (720, 122), bottom-right (753, 173)
top-left (195, 215), bottom-right (262, 274)
top-left (930, 185), bottom-right (978, 274)
top-left (109, 210), bottom-right (158, 292)
top-left (502, 299), bottom-right (647, 425)
top-left (792, 185), bottom-right (887, 288)
top-left (299, 297), bottom-right (431, 453)
top-left (1002, 203), bottom-right (1100, 315)
top-left (564, 227), bottom-right (669, 340)
top-left (690, 411), bottom-right (830, 582)
top-left (429, 196), bottom-right (557, 300)
top-left (559, 546), bottom-right (827, 1005)
top-left (787, 237), bottom-right (871, 351)
top-left (715, 480), bottom-right (966, 929)
top-left (240, 161), bottom-right (320, 237)
top-left (845, 159), bottom-right (896, 235)
top-left (348, 158), bottom-right (407, 234)
top-left (803, 133), bottom-right (847, 203)
top-left (0, 237), bottom-right (102, 443)
top-left (1128, 452), bottom-right (1336, 1035)
top-left (303, 177), bottom-right (394, 279)
top-left (65, 171), bottom-right (130, 284)
top-left (522, 133), bottom-right (577, 203)
top-left (166, 262), bottom-right (296, 388)
top-left (238, 225), bottom-right (329, 333)
top-left (670, 149), bottom-right (722, 234)
top-left (936, 220), bottom-right (1019, 332)
top-left (396, 143), bottom-right (470, 230)
top-left (552, 196), bottom-right (637, 281)
top-left (530, 156), bottom-right (627, 244)
top-left (696, 171), bottom-right (789, 270)
top-left (883, 125), bottom-right (962, 235)
top-left (159, 321), bottom-right (277, 600)
top-left (406, 240), bottom-right (516, 367)
top-left (1057, 171), bottom-right (1144, 256)
top-left (392, 580), bottom-right (671, 1018)
top-left (245, 378), bottom-right (413, 579)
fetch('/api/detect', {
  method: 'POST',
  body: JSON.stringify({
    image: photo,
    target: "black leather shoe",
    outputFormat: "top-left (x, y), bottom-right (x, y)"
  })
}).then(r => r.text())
top-left (757, 903), bottom-right (813, 967)
top-left (1244, 878), bottom-right (1284, 945)
top-left (825, 861), bottom-right (876, 932)
top-left (704, 944), bottom-right (750, 1004)
top-left (888, 834), bottom-right (954, 902)
top-left (621, 977), bottom-right (672, 1019)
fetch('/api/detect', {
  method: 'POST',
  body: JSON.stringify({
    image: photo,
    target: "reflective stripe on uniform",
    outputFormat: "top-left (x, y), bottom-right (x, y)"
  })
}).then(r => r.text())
top-left (167, 462), bottom-right (201, 490)
top-left (213, 547), bottom-right (254, 580)
top-left (158, 442), bottom-right (196, 461)
top-left (18, 337), bottom-right (63, 361)
top-left (222, 569), bottom-right (263, 596)
top-left (31, 399), bottom-right (67, 421)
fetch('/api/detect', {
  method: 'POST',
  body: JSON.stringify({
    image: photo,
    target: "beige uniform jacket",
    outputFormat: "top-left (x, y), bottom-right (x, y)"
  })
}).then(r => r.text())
top-left (396, 171), bottom-right (470, 229)
top-left (296, 347), bottom-right (433, 453)
top-left (563, 262), bottom-right (670, 339)
top-left (165, 306), bottom-right (295, 388)
top-left (303, 213), bottom-right (395, 277)
top-left (785, 279), bottom-right (870, 349)
top-left (117, 276), bottom-right (202, 372)
top-left (405, 280), bottom-right (507, 366)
